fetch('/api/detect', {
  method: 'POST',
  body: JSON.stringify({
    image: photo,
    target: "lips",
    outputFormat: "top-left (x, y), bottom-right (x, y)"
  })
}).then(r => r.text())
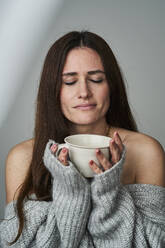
top-left (74, 103), bottom-right (96, 110)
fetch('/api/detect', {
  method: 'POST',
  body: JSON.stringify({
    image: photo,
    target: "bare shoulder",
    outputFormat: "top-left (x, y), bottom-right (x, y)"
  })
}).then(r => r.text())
top-left (121, 129), bottom-right (165, 186)
top-left (5, 138), bottom-right (34, 203)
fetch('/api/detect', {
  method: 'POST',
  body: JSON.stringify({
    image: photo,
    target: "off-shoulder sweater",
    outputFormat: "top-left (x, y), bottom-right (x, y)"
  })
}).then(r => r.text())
top-left (0, 139), bottom-right (165, 247)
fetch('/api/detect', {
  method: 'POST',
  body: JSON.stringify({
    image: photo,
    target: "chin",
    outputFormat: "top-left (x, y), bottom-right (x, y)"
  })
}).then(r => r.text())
top-left (71, 117), bottom-right (99, 125)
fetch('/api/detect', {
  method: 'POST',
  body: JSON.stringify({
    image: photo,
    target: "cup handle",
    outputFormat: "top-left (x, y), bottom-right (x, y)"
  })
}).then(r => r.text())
top-left (55, 143), bottom-right (69, 157)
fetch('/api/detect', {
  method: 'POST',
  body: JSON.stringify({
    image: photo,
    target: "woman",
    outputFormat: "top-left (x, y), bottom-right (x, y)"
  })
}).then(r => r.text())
top-left (0, 31), bottom-right (165, 247)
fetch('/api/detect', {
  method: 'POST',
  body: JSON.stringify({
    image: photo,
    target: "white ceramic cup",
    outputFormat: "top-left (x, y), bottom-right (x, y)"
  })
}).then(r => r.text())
top-left (57, 134), bottom-right (111, 178)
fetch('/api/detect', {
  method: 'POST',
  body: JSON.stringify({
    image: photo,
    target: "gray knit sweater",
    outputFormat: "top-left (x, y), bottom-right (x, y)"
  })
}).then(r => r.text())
top-left (0, 139), bottom-right (165, 247)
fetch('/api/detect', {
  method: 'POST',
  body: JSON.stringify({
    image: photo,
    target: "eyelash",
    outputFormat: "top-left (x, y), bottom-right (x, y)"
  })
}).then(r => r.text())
top-left (64, 81), bottom-right (76, 85)
top-left (64, 79), bottom-right (103, 85)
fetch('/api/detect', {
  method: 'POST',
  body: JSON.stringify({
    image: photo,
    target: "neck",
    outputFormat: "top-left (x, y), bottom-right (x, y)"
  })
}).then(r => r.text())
top-left (70, 120), bottom-right (110, 136)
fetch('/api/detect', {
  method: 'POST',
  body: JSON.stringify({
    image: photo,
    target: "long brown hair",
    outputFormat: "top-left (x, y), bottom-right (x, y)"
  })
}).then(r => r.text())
top-left (11, 30), bottom-right (138, 244)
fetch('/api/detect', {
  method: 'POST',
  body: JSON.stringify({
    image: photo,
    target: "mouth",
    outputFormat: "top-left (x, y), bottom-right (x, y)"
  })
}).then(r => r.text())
top-left (74, 104), bottom-right (96, 110)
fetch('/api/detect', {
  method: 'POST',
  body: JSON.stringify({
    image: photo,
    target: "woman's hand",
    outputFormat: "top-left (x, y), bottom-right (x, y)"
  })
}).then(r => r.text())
top-left (50, 131), bottom-right (124, 173)
top-left (89, 131), bottom-right (124, 174)
top-left (50, 144), bottom-right (69, 166)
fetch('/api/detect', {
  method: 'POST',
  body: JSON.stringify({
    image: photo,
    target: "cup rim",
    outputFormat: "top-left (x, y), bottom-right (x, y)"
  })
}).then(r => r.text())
top-left (64, 134), bottom-right (111, 149)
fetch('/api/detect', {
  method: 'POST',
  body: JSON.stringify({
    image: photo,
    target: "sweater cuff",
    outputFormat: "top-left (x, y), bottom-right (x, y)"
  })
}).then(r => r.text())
top-left (43, 139), bottom-right (82, 174)
top-left (91, 147), bottom-right (126, 192)
top-left (43, 139), bottom-right (90, 196)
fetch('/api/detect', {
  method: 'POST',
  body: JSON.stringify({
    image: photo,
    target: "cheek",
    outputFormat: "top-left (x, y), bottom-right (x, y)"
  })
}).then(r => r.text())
top-left (60, 89), bottom-right (67, 113)
top-left (60, 87), bottom-right (74, 116)
top-left (97, 85), bottom-right (110, 105)
top-left (60, 87), bottom-right (69, 105)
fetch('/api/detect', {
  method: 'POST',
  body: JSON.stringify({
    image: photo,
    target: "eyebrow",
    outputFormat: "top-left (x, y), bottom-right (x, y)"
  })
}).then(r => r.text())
top-left (62, 70), bottom-right (105, 77)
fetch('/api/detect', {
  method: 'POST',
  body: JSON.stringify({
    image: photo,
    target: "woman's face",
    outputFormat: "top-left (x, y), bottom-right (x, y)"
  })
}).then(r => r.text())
top-left (60, 47), bottom-right (110, 127)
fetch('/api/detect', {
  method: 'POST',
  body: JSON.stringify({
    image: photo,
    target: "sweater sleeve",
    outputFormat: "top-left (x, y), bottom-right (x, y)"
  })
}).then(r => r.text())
top-left (88, 147), bottom-right (165, 248)
top-left (0, 140), bottom-right (91, 248)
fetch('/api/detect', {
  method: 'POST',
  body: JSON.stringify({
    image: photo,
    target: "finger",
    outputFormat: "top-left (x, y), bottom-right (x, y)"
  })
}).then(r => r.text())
top-left (95, 149), bottom-right (112, 171)
top-left (110, 139), bottom-right (121, 164)
top-left (58, 148), bottom-right (69, 166)
top-left (50, 144), bottom-right (58, 154)
top-left (89, 160), bottom-right (103, 174)
top-left (113, 132), bottom-right (124, 152)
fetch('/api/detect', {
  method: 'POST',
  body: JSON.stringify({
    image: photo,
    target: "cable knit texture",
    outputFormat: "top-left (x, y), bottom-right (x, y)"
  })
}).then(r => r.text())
top-left (0, 139), bottom-right (165, 247)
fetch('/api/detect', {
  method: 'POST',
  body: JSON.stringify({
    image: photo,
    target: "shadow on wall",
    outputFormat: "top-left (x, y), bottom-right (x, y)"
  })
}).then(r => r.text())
top-left (0, 0), bottom-right (64, 219)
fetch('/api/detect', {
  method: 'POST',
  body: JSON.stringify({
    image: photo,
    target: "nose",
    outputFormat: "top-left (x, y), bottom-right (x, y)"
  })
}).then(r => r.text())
top-left (78, 80), bottom-right (92, 99)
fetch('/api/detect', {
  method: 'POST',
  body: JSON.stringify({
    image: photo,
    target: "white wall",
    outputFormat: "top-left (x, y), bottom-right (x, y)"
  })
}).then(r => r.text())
top-left (0, 0), bottom-right (165, 218)
top-left (0, 0), bottom-right (63, 127)
top-left (0, 0), bottom-right (64, 217)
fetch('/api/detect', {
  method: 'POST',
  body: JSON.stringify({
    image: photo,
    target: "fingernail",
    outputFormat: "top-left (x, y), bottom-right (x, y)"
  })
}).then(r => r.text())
top-left (62, 148), bottom-right (67, 153)
top-left (96, 149), bottom-right (100, 154)
top-left (51, 144), bottom-right (57, 150)
top-left (111, 140), bottom-right (115, 146)
top-left (90, 160), bottom-right (93, 165)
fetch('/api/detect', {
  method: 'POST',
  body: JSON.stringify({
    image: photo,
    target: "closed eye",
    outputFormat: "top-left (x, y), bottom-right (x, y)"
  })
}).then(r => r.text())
top-left (63, 79), bottom-right (103, 85)
top-left (63, 81), bottom-right (77, 85)
top-left (89, 79), bottom-right (103, 83)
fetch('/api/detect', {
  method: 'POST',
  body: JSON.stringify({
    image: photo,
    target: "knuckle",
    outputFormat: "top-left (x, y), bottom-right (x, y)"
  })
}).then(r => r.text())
top-left (58, 155), bottom-right (65, 163)
top-left (103, 156), bottom-right (107, 164)
top-left (96, 168), bottom-right (101, 174)
top-left (111, 157), bottom-right (116, 165)
top-left (105, 162), bottom-right (111, 169)
top-left (92, 163), bottom-right (101, 174)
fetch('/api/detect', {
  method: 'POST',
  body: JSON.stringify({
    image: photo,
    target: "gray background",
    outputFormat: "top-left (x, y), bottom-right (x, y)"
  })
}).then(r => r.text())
top-left (0, 0), bottom-right (165, 218)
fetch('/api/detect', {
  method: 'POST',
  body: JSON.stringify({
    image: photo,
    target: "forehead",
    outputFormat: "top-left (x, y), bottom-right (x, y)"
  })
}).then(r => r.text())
top-left (63, 47), bottom-right (104, 73)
